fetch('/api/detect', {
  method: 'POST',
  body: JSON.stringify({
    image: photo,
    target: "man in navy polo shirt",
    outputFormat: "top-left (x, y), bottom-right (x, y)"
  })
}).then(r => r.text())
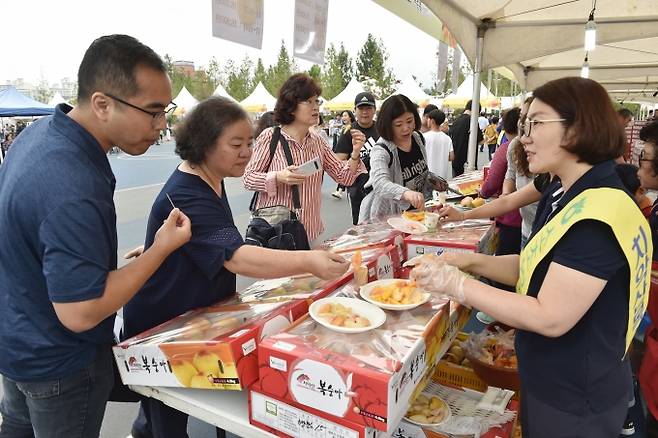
top-left (0, 35), bottom-right (191, 437)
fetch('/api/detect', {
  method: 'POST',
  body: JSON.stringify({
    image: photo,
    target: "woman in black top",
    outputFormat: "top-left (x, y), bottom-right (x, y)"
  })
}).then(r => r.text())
top-left (412, 77), bottom-right (643, 437)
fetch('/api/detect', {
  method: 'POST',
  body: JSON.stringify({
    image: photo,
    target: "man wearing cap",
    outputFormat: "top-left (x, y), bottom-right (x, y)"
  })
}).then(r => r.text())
top-left (334, 92), bottom-right (380, 225)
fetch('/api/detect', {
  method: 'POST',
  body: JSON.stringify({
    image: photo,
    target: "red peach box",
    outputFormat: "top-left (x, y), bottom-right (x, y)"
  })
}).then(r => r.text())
top-left (405, 222), bottom-right (495, 260)
top-left (249, 381), bottom-right (384, 438)
top-left (113, 299), bottom-right (309, 391)
top-left (257, 294), bottom-right (450, 433)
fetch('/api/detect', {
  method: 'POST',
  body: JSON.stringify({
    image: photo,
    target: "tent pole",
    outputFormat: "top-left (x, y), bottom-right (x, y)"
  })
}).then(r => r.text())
top-left (466, 22), bottom-right (490, 172)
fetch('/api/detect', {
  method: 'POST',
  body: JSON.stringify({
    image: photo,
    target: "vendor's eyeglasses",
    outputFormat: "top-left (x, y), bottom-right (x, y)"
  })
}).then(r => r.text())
top-left (520, 118), bottom-right (566, 137)
top-left (640, 149), bottom-right (654, 164)
top-left (106, 93), bottom-right (176, 126)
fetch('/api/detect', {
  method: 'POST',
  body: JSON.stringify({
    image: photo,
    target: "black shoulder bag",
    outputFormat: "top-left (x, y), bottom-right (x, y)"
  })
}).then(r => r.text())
top-left (244, 127), bottom-right (311, 250)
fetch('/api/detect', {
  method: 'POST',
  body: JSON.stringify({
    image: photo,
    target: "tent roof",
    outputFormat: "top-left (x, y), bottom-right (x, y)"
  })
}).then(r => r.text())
top-left (420, 0), bottom-right (658, 90)
top-left (442, 75), bottom-right (500, 108)
top-left (172, 86), bottom-right (199, 116)
top-left (212, 83), bottom-right (237, 102)
top-left (0, 86), bottom-right (54, 117)
top-left (324, 78), bottom-right (367, 111)
top-left (393, 75), bottom-right (433, 105)
top-left (452, 75), bottom-right (494, 98)
top-left (240, 82), bottom-right (276, 113)
top-left (48, 91), bottom-right (70, 107)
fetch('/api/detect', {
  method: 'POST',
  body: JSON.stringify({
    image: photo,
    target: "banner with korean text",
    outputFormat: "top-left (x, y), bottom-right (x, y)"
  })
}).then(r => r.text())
top-left (211, 0), bottom-right (264, 49)
top-left (293, 0), bottom-right (329, 64)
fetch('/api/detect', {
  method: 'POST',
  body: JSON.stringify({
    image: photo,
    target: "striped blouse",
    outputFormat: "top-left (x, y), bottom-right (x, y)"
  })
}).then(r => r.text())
top-left (244, 127), bottom-right (366, 241)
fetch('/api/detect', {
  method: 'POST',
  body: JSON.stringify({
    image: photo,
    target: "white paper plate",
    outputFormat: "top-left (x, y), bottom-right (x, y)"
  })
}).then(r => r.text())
top-left (359, 279), bottom-right (430, 311)
top-left (309, 297), bottom-right (386, 334)
top-left (387, 217), bottom-right (428, 235)
top-left (404, 393), bottom-right (452, 427)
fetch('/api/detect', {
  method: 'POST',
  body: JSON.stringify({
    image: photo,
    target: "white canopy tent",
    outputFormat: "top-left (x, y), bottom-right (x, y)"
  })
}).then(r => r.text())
top-left (410, 0), bottom-right (658, 171)
top-left (172, 86), bottom-right (199, 116)
top-left (324, 78), bottom-right (367, 112)
top-left (393, 75), bottom-right (433, 107)
top-left (48, 91), bottom-right (70, 107)
top-left (240, 82), bottom-right (276, 113)
top-left (212, 83), bottom-right (237, 102)
top-left (442, 75), bottom-right (500, 109)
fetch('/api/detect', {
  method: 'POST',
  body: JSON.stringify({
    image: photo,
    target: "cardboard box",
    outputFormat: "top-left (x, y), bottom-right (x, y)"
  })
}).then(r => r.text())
top-left (113, 299), bottom-right (309, 391)
top-left (320, 225), bottom-right (405, 265)
top-left (249, 382), bottom-right (383, 438)
top-left (405, 221), bottom-right (495, 260)
top-left (447, 170), bottom-right (484, 197)
top-left (258, 287), bottom-right (451, 433)
top-left (235, 246), bottom-right (400, 305)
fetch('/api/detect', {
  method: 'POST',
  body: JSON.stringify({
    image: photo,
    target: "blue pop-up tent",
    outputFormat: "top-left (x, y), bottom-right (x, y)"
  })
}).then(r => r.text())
top-left (0, 86), bottom-right (54, 117)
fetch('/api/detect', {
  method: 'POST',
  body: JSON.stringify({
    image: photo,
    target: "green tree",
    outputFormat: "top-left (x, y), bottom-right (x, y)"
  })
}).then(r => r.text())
top-left (33, 78), bottom-right (53, 104)
top-left (308, 64), bottom-right (322, 83)
top-left (188, 69), bottom-right (215, 100)
top-left (224, 56), bottom-right (254, 101)
top-left (355, 34), bottom-right (396, 97)
top-left (320, 43), bottom-right (353, 99)
top-left (206, 57), bottom-right (223, 90)
top-left (264, 41), bottom-right (297, 96)
top-left (253, 58), bottom-right (267, 88)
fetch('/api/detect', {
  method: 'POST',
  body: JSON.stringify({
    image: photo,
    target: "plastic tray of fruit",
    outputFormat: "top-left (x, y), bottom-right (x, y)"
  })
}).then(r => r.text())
top-left (283, 286), bottom-right (449, 373)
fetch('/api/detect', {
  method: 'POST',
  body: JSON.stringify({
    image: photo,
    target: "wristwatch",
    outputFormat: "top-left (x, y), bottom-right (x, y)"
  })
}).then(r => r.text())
top-left (349, 153), bottom-right (360, 161)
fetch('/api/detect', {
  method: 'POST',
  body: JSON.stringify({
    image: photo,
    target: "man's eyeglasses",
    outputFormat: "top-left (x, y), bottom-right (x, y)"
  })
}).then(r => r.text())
top-left (520, 118), bottom-right (566, 137)
top-left (299, 97), bottom-right (323, 107)
top-left (106, 93), bottom-right (176, 126)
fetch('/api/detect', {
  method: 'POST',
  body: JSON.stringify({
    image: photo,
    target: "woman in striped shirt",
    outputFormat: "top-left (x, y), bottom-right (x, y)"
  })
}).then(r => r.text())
top-left (244, 74), bottom-right (367, 242)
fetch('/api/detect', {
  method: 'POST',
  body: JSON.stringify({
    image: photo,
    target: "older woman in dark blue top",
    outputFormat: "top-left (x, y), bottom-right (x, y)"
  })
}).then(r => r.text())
top-left (123, 97), bottom-right (348, 438)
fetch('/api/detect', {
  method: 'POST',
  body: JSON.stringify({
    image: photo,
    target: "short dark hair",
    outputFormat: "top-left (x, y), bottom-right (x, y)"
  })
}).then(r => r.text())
top-left (376, 94), bottom-right (421, 142)
top-left (531, 77), bottom-right (624, 164)
top-left (615, 163), bottom-right (642, 193)
top-left (254, 111), bottom-right (276, 139)
top-left (77, 34), bottom-right (166, 102)
top-left (490, 116), bottom-right (500, 125)
top-left (639, 120), bottom-right (658, 174)
top-left (427, 109), bottom-right (446, 126)
top-left (273, 73), bottom-right (322, 125)
top-left (423, 104), bottom-right (438, 116)
top-left (175, 97), bottom-right (249, 165)
top-left (464, 100), bottom-right (473, 111)
top-left (502, 107), bottom-right (521, 136)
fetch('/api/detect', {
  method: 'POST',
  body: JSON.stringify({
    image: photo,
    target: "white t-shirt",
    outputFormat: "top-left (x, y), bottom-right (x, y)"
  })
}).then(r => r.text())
top-left (424, 130), bottom-right (454, 180)
top-left (478, 116), bottom-right (489, 131)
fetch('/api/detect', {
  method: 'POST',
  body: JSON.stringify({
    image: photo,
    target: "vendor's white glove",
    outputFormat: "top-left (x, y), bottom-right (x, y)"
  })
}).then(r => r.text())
top-left (410, 258), bottom-right (468, 305)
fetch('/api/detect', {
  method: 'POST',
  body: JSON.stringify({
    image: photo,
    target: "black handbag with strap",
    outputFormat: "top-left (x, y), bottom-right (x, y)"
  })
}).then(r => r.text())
top-left (244, 127), bottom-right (311, 250)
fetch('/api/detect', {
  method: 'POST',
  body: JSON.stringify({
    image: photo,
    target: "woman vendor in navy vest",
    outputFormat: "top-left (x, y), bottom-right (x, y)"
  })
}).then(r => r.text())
top-left (410, 77), bottom-right (651, 437)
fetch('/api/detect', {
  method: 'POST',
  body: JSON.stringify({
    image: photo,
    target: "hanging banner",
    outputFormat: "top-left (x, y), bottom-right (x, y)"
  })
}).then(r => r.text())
top-left (211, 0), bottom-right (264, 49)
top-left (437, 41), bottom-right (449, 94)
top-left (441, 24), bottom-right (457, 48)
top-left (451, 48), bottom-right (462, 94)
top-left (293, 0), bottom-right (329, 64)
